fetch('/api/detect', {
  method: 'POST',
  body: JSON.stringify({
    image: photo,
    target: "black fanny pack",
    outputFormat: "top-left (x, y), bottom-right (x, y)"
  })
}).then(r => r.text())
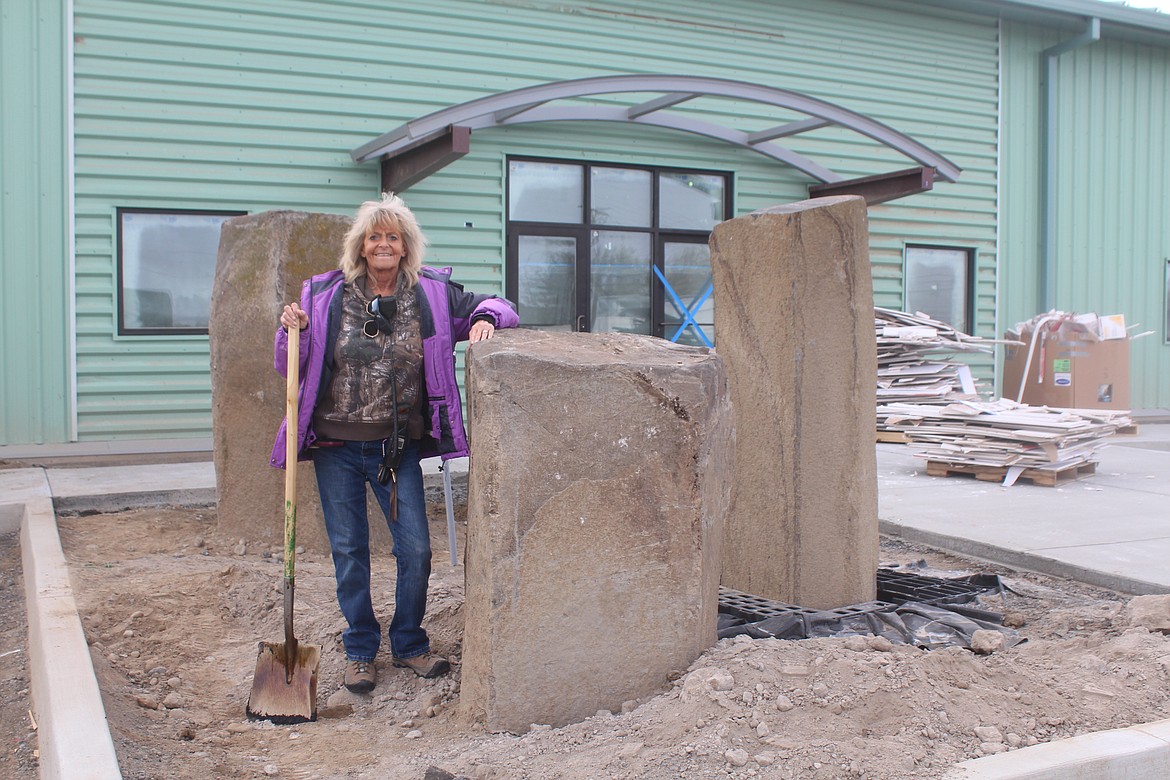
top-left (377, 433), bottom-right (405, 486)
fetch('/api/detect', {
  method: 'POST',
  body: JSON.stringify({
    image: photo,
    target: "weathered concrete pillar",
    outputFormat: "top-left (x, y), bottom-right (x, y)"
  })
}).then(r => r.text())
top-left (710, 195), bottom-right (878, 609)
top-left (210, 210), bottom-right (355, 553)
top-left (461, 330), bottom-right (732, 733)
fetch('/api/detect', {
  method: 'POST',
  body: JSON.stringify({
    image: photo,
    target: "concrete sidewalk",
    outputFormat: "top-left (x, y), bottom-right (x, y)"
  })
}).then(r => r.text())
top-left (878, 423), bottom-right (1170, 595)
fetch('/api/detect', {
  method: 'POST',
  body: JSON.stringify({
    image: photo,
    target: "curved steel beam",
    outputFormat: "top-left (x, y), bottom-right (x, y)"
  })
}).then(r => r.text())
top-left (459, 105), bottom-right (841, 183)
top-left (351, 74), bottom-right (961, 183)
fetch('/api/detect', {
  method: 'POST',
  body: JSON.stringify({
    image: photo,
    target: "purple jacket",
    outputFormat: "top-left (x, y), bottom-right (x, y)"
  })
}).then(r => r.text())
top-left (269, 267), bottom-right (518, 468)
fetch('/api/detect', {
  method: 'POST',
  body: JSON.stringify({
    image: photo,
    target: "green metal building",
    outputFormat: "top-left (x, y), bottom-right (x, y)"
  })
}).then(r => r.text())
top-left (2, 0), bottom-right (1168, 453)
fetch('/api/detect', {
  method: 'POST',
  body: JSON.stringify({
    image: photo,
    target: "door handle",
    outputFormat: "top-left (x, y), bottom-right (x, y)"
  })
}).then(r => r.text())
top-left (576, 315), bottom-right (586, 332)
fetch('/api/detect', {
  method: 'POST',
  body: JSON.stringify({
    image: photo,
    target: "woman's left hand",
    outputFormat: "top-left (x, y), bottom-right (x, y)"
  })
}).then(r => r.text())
top-left (469, 320), bottom-right (496, 343)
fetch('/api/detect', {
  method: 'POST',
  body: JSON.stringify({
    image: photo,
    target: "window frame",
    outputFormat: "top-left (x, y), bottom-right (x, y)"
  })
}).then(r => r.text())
top-left (504, 156), bottom-right (731, 338)
top-left (1164, 258), bottom-right (1170, 345)
top-left (116, 207), bottom-right (245, 336)
top-left (658, 232), bottom-right (715, 345)
top-left (902, 243), bottom-right (976, 334)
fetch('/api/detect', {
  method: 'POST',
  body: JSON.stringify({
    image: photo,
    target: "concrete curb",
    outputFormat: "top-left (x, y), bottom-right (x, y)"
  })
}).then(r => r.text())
top-left (945, 718), bottom-right (1170, 779)
top-left (878, 519), bottom-right (1170, 596)
top-left (21, 498), bottom-right (123, 780)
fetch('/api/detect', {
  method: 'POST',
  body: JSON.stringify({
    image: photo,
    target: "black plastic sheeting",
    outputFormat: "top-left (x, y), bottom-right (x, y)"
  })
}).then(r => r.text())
top-left (717, 570), bottom-right (1024, 651)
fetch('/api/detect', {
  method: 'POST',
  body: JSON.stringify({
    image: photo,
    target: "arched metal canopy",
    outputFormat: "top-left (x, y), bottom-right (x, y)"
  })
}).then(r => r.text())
top-left (351, 74), bottom-right (961, 203)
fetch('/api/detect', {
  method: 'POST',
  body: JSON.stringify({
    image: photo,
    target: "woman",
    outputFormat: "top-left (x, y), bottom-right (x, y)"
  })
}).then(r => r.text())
top-left (270, 193), bottom-right (518, 692)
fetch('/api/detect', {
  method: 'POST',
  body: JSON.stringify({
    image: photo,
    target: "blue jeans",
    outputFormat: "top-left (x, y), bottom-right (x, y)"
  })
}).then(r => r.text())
top-left (312, 440), bottom-right (432, 662)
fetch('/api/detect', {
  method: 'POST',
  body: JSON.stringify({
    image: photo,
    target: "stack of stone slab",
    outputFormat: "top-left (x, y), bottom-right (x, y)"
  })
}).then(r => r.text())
top-left (878, 398), bottom-right (1132, 485)
top-left (874, 307), bottom-right (1004, 437)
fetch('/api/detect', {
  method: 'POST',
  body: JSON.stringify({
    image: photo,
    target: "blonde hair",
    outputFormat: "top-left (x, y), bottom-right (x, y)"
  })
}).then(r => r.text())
top-left (339, 192), bottom-right (427, 286)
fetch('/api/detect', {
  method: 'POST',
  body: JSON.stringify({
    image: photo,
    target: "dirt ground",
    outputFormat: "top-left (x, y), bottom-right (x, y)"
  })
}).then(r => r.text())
top-left (0, 532), bottom-right (38, 780)
top-left (34, 504), bottom-right (1170, 780)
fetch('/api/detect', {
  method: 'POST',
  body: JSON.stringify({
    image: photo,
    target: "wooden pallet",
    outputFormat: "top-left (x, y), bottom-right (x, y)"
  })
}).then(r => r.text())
top-left (924, 460), bottom-right (1097, 487)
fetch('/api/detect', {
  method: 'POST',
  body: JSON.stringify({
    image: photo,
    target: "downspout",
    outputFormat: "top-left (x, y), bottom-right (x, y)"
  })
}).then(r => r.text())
top-left (1039, 17), bottom-right (1100, 311)
top-left (67, 0), bottom-right (78, 441)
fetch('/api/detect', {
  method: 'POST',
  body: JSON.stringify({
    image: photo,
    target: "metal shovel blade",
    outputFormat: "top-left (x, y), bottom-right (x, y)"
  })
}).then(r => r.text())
top-left (245, 639), bottom-right (321, 724)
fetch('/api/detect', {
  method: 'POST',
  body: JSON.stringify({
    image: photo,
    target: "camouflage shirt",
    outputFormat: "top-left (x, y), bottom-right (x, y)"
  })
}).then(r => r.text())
top-left (312, 273), bottom-right (424, 442)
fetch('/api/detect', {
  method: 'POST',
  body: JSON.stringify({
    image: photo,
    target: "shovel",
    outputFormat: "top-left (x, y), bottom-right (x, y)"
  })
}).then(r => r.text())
top-left (246, 323), bottom-right (321, 724)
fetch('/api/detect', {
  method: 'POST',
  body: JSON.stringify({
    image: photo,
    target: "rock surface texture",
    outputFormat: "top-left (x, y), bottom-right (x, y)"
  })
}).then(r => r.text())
top-left (710, 195), bottom-right (879, 609)
top-left (461, 329), bottom-right (733, 733)
top-left (210, 210), bottom-right (352, 552)
top-left (1127, 594), bottom-right (1170, 633)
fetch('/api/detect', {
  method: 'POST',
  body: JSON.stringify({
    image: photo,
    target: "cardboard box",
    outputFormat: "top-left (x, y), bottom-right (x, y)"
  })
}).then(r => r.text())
top-left (1002, 326), bottom-right (1130, 410)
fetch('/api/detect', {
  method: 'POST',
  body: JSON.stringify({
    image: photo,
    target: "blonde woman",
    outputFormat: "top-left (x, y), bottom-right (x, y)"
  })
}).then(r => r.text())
top-left (271, 193), bottom-right (517, 691)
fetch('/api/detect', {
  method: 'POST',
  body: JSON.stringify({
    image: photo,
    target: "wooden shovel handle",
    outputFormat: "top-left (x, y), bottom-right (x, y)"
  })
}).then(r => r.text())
top-left (284, 324), bottom-right (299, 584)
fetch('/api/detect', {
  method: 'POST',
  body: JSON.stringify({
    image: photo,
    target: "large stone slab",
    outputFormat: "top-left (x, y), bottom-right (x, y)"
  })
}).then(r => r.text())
top-left (710, 195), bottom-right (878, 609)
top-left (210, 210), bottom-right (354, 552)
top-left (461, 329), bottom-right (732, 733)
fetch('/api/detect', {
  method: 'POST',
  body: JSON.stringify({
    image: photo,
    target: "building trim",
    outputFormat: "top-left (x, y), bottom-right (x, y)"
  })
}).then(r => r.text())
top-left (66, 0), bottom-right (78, 442)
top-left (910, 0), bottom-right (1170, 44)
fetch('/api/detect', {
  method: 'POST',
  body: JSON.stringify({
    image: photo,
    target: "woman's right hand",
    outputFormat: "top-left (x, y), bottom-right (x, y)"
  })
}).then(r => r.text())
top-left (281, 302), bottom-right (309, 331)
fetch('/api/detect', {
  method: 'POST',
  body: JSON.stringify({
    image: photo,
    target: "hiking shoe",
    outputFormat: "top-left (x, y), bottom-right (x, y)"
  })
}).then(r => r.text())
top-left (344, 659), bottom-right (377, 693)
top-left (392, 652), bottom-right (450, 679)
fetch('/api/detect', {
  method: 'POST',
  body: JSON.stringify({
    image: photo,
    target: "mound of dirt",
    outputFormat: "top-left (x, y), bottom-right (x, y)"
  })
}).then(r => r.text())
top-left (50, 507), bottom-right (1170, 780)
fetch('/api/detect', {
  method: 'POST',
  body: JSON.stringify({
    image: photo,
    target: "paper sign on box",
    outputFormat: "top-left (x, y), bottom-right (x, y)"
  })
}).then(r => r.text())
top-left (1099, 314), bottom-right (1127, 340)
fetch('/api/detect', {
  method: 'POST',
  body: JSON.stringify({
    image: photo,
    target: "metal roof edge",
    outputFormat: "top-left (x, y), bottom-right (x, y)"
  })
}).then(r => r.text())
top-left (900, 0), bottom-right (1170, 43)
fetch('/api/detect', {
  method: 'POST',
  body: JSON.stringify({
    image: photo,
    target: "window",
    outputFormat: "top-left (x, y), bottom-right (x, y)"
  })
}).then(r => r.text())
top-left (506, 158), bottom-right (729, 346)
top-left (117, 208), bottom-right (244, 335)
top-left (903, 245), bottom-right (974, 333)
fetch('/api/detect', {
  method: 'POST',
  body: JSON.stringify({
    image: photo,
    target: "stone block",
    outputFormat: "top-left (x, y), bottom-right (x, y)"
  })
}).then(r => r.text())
top-left (460, 329), bottom-right (732, 733)
top-left (210, 210), bottom-right (375, 552)
top-left (710, 195), bottom-right (878, 609)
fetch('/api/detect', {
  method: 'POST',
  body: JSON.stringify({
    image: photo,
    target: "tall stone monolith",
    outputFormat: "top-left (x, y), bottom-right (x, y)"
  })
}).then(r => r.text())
top-left (461, 329), bottom-right (733, 733)
top-left (210, 210), bottom-right (354, 553)
top-left (710, 195), bottom-right (878, 609)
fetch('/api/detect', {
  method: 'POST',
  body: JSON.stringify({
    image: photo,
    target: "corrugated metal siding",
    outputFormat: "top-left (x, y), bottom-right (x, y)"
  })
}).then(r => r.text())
top-left (1, 0), bottom-right (72, 446)
top-left (998, 22), bottom-right (1044, 342)
top-left (1000, 21), bottom-right (1170, 408)
top-left (73, 0), bottom-right (1000, 440)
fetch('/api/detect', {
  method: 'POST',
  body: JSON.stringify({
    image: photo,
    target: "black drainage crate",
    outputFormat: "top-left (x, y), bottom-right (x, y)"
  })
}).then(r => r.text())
top-left (876, 568), bottom-right (998, 606)
top-left (815, 600), bottom-right (899, 620)
top-left (718, 586), bottom-right (819, 622)
top-left (719, 587), bottom-right (896, 624)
